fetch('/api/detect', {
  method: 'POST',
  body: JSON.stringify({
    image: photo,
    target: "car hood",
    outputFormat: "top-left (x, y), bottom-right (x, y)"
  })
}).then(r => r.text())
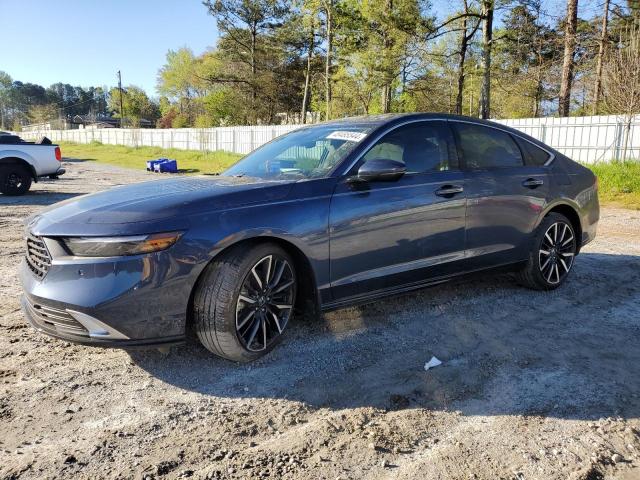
top-left (29, 176), bottom-right (294, 236)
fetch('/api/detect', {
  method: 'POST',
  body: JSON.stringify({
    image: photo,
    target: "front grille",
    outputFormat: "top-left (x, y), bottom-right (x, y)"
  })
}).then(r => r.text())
top-left (25, 233), bottom-right (52, 278)
top-left (24, 297), bottom-right (88, 337)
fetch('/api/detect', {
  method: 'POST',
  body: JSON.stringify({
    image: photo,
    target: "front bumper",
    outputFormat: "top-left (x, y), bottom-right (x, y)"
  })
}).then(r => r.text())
top-left (22, 294), bottom-right (184, 347)
top-left (19, 246), bottom-right (195, 347)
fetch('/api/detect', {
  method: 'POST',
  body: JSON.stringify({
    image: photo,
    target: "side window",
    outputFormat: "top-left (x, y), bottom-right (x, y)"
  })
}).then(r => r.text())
top-left (452, 123), bottom-right (524, 169)
top-left (361, 122), bottom-right (456, 173)
top-left (514, 136), bottom-right (552, 166)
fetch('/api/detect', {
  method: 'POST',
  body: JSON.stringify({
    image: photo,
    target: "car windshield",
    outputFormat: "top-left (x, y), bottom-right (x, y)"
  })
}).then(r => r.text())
top-left (222, 124), bottom-right (374, 180)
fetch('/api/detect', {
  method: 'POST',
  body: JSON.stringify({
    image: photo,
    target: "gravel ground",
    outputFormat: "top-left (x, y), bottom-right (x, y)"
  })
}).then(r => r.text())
top-left (1, 160), bottom-right (640, 480)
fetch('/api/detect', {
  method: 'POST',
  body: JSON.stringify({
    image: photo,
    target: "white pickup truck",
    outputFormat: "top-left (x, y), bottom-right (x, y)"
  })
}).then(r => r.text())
top-left (0, 134), bottom-right (65, 195)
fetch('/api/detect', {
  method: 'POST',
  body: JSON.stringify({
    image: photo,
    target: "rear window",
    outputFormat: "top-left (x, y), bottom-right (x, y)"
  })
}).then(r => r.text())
top-left (514, 137), bottom-right (552, 166)
top-left (452, 123), bottom-right (523, 169)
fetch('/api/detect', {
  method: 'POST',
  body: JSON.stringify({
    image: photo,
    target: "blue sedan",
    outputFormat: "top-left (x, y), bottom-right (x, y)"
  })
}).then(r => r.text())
top-left (20, 114), bottom-right (599, 361)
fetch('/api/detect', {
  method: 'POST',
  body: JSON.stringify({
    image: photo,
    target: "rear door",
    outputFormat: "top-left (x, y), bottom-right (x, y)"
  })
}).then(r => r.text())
top-left (450, 121), bottom-right (553, 268)
top-left (328, 120), bottom-right (467, 301)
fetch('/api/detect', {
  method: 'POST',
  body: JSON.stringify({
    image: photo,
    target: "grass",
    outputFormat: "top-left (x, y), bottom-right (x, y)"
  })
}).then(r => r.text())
top-left (58, 141), bottom-right (242, 175)
top-left (588, 161), bottom-right (640, 209)
top-left (58, 141), bottom-right (639, 209)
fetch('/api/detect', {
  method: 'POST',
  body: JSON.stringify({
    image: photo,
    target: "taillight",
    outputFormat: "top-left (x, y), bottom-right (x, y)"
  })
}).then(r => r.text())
top-left (55, 146), bottom-right (62, 161)
top-left (594, 176), bottom-right (599, 191)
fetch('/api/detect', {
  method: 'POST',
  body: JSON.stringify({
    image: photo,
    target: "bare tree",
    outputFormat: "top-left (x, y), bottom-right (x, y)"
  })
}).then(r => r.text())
top-left (602, 27), bottom-right (640, 160)
top-left (321, 0), bottom-right (335, 120)
top-left (300, 9), bottom-right (317, 124)
top-left (592, 0), bottom-right (610, 114)
top-left (380, 0), bottom-right (394, 114)
top-left (478, 0), bottom-right (494, 119)
top-left (455, 0), bottom-right (481, 115)
top-left (532, 1), bottom-right (547, 118)
top-left (558, 0), bottom-right (578, 117)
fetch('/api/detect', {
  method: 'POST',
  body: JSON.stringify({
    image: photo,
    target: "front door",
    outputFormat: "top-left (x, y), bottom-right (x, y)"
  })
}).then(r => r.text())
top-left (328, 121), bottom-right (467, 302)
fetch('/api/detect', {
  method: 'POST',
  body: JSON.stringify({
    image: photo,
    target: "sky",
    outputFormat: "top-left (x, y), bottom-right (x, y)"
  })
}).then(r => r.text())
top-left (1, 0), bottom-right (219, 95)
top-left (1, 0), bottom-right (602, 97)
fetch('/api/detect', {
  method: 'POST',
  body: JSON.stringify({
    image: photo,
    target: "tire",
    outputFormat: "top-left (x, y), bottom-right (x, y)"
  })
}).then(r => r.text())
top-left (193, 243), bottom-right (297, 362)
top-left (516, 212), bottom-right (578, 290)
top-left (0, 165), bottom-right (32, 196)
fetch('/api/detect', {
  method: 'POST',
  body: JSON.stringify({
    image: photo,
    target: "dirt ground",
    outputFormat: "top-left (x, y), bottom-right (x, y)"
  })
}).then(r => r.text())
top-left (1, 160), bottom-right (640, 480)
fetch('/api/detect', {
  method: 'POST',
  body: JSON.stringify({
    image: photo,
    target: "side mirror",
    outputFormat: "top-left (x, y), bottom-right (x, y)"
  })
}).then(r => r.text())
top-left (354, 159), bottom-right (406, 182)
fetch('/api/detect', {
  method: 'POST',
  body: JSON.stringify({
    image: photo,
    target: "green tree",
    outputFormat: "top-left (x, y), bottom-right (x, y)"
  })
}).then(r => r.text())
top-left (357, 0), bottom-right (430, 113)
top-left (28, 103), bottom-right (59, 124)
top-left (157, 48), bottom-right (201, 123)
top-left (492, 1), bottom-right (560, 118)
top-left (108, 85), bottom-right (158, 126)
top-left (203, 0), bottom-right (288, 122)
top-left (0, 71), bottom-right (12, 129)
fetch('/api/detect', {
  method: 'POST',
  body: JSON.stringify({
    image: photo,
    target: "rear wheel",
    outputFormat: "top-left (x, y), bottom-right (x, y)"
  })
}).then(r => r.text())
top-left (0, 165), bottom-right (32, 195)
top-left (193, 243), bottom-right (297, 362)
top-left (516, 213), bottom-right (577, 290)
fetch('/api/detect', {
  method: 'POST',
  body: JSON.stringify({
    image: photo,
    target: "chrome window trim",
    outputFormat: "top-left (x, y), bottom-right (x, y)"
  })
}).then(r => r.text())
top-left (338, 117), bottom-right (556, 176)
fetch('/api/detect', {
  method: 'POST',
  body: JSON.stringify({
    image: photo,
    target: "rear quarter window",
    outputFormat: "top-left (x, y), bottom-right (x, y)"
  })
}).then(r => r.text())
top-left (514, 136), bottom-right (552, 166)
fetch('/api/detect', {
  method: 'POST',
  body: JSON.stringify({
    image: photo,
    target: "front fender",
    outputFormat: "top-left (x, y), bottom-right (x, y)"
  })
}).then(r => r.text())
top-left (186, 192), bottom-right (332, 299)
top-left (210, 227), bottom-right (313, 258)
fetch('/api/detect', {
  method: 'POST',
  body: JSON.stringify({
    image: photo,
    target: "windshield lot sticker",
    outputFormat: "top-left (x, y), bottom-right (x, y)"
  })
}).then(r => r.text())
top-left (326, 131), bottom-right (367, 142)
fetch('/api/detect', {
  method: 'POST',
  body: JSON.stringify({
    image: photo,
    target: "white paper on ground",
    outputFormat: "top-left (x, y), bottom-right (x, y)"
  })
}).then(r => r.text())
top-left (424, 356), bottom-right (443, 371)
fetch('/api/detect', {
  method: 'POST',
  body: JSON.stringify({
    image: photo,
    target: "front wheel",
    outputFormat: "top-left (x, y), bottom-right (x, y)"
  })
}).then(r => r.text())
top-left (516, 213), bottom-right (577, 290)
top-left (192, 243), bottom-right (297, 362)
top-left (0, 165), bottom-right (32, 195)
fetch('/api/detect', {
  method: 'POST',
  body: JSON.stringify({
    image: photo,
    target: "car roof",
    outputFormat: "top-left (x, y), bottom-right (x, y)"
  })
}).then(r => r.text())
top-left (318, 112), bottom-right (509, 129)
top-left (311, 112), bottom-right (560, 159)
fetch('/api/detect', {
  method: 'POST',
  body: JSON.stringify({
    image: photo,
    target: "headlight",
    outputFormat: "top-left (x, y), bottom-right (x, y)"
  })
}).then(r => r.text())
top-left (61, 231), bottom-right (183, 257)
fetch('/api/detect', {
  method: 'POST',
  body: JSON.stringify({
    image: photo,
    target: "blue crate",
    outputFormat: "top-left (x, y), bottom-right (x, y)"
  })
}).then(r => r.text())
top-left (153, 159), bottom-right (178, 173)
top-left (146, 158), bottom-right (168, 171)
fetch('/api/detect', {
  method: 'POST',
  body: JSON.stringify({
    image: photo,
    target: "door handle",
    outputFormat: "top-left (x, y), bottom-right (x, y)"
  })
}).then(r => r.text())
top-left (435, 185), bottom-right (464, 197)
top-left (522, 178), bottom-right (544, 188)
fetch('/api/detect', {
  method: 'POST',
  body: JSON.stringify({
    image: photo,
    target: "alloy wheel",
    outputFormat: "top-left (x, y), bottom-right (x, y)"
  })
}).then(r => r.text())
top-left (538, 222), bottom-right (576, 285)
top-left (235, 254), bottom-right (295, 352)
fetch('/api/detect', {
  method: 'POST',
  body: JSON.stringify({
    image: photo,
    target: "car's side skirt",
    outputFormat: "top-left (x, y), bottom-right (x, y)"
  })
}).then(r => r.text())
top-left (320, 260), bottom-right (526, 312)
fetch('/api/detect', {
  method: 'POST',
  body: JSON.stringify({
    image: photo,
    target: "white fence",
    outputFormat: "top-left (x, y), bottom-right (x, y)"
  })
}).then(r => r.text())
top-left (19, 125), bottom-right (301, 155)
top-left (18, 114), bottom-right (640, 163)
top-left (496, 114), bottom-right (639, 163)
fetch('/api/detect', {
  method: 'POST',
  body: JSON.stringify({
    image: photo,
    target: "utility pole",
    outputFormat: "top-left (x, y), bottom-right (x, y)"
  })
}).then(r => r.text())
top-left (117, 70), bottom-right (124, 128)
